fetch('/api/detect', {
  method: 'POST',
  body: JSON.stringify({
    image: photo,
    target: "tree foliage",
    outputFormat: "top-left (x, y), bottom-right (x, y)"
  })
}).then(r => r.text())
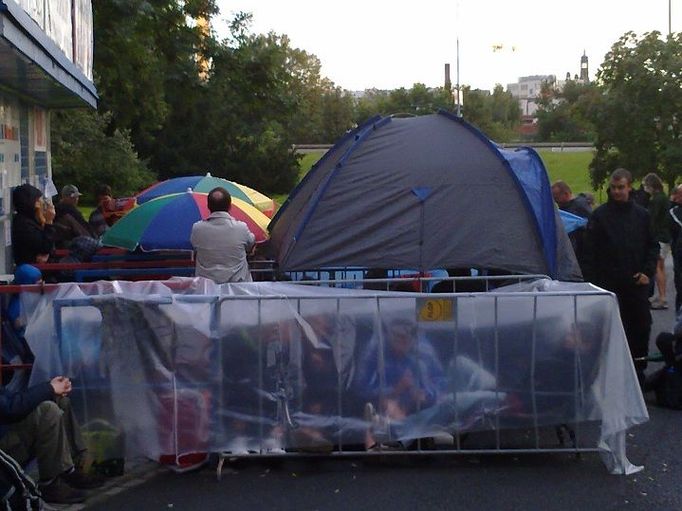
top-left (590, 31), bottom-right (682, 188)
top-left (353, 85), bottom-right (454, 126)
top-left (51, 110), bottom-right (154, 200)
top-left (462, 85), bottom-right (520, 142)
top-left (52, 3), bottom-right (539, 196)
top-left (535, 80), bottom-right (599, 142)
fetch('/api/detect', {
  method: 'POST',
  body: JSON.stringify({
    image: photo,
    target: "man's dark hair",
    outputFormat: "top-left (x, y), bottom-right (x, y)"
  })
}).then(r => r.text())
top-left (207, 187), bottom-right (231, 213)
top-left (611, 168), bottom-right (632, 184)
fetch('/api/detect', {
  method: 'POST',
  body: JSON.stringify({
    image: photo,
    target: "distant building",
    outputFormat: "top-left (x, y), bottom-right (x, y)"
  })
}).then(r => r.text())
top-left (506, 75), bottom-right (555, 116)
top-left (579, 51), bottom-right (589, 83)
top-left (506, 52), bottom-right (590, 121)
top-left (0, 0), bottom-right (97, 273)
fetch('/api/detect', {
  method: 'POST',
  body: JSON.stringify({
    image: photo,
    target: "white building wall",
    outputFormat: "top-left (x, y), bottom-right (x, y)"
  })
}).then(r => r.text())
top-left (15, 0), bottom-right (94, 80)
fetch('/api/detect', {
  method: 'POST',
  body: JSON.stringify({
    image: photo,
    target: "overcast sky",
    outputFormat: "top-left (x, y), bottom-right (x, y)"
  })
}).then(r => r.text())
top-left (214, 1), bottom-right (680, 91)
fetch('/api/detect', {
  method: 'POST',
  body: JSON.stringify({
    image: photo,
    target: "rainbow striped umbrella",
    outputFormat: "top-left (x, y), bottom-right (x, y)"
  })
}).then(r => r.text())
top-left (102, 191), bottom-right (269, 251)
top-left (136, 174), bottom-right (276, 217)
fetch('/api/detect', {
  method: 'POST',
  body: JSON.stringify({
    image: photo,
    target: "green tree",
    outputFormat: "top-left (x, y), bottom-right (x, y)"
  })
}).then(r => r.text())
top-left (352, 84), bottom-right (454, 126)
top-left (196, 27), bottom-right (301, 193)
top-left (462, 85), bottom-right (520, 142)
top-left (590, 31), bottom-right (682, 189)
top-left (51, 110), bottom-right (154, 200)
top-left (536, 80), bottom-right (599, 142)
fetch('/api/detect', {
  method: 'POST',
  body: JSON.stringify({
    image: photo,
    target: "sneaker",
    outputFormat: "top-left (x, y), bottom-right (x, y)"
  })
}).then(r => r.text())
top-left (651, 299), bottom-right (669, 310)
top-left (63, 468), bottom-right (105, 489)
top-left (40, 477), bottom-right (87, 504)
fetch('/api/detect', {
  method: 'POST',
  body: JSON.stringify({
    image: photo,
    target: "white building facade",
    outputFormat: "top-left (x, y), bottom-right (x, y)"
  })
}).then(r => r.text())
top-left (0, 0), bottom-right (96, 273)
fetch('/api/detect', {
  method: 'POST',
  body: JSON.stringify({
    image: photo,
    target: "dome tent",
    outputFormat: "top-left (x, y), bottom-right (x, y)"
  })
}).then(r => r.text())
top-left (269, 111), bottom-right (582, 281)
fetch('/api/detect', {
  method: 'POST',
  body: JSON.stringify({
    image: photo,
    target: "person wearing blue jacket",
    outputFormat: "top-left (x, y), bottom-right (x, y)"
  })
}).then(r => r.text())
top-left (0, 374), bottom-right (101, 503)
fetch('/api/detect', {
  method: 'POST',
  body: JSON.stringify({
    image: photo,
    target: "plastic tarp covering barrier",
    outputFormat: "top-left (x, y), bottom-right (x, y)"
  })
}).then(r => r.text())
top-left (21, 278), bottom-right (647, 474)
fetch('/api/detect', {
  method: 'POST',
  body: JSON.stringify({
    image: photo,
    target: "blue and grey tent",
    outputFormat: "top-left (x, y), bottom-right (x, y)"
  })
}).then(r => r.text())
top-left (269, 111), bottom-right (582, 281)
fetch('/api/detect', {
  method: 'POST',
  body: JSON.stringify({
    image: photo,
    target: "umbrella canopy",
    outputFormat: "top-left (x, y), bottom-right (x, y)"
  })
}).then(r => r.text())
top-left (136, 174), bottom-right (276, 217)
top-left (102, 191), bottom-right (269, 251)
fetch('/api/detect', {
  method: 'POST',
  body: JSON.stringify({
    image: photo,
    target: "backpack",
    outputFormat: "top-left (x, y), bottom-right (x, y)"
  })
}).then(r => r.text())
top-left (0, 449), bottom-right (43, 511)
top-left (654, 366), bottom-right (682, 410)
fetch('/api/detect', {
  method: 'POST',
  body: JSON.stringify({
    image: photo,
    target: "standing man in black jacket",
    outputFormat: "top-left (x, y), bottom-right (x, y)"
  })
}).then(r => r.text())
top-left (583, 168), bottom-right (659, 386)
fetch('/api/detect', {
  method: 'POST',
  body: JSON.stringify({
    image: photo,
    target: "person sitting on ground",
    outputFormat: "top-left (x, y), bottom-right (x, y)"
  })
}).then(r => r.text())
top-left (190, 187), bottom-right (255, 283)
top-left (11, 184), bottom-right (56, 265)
top-left (0, 375), bottom-right (103, 504)
top-left (54, 185), bottom-right (95, 248)
top-left (357, 317), bottom-right (443, 448)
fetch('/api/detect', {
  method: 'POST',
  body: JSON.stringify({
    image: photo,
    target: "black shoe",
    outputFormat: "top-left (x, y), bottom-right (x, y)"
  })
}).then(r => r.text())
top-left (63, 468), bottom-right (106, 489)
top-left (40, 477), bottom-right (87, 504)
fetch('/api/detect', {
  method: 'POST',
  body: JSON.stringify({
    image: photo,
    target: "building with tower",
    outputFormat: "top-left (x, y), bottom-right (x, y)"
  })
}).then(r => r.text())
top-left (579, 51), bottom-right (589, 83)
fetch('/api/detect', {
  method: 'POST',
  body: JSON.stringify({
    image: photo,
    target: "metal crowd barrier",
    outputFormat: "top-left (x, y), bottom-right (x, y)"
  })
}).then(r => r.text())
top-left (28, 280), bottom-right (628, 477)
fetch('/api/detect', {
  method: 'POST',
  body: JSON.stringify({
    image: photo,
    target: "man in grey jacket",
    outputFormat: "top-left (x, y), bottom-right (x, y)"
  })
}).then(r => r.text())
top-left (190, 187), bottom-right (256, 283)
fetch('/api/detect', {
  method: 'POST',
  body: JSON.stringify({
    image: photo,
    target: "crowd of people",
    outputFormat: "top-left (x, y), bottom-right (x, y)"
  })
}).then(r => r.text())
top-left (2, 182), bottom-right (131, 504)
top-left (552, 169), bottom-right (682, 396)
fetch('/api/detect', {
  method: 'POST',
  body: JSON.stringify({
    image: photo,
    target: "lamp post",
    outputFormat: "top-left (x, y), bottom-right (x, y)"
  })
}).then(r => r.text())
top-left (456, 36), bottom-right (461, 117)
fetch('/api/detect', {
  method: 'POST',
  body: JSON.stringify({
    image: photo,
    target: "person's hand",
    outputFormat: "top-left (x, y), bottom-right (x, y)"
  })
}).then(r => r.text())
top-left (633, 273), bottom-right (649, 286)
top-left (43, 203), bottom-right (55, 224)
top-left (50, 376), bottom-right (72, 397)
top-left (36, 254), bottom-right (49, 264)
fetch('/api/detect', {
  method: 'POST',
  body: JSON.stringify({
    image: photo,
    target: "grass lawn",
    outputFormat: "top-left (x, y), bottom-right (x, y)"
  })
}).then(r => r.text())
top-left (536, 149), bottom-right (607, 203)
top-left (122, 150), bottom-right (603, 215)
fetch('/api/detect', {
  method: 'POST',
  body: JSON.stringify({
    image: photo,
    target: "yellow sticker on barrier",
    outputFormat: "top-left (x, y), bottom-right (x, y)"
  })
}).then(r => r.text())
top-left (417, 298), bottom-right (454, 322)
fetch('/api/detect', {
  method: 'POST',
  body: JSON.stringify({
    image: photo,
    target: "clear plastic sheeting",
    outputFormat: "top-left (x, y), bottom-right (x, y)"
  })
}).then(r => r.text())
top-left (21, 278), bottom-right (648, 474)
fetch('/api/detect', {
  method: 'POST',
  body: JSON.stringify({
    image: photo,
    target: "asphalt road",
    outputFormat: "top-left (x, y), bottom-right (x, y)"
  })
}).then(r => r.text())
top-left (83, 264), bottom-right (682, 511)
